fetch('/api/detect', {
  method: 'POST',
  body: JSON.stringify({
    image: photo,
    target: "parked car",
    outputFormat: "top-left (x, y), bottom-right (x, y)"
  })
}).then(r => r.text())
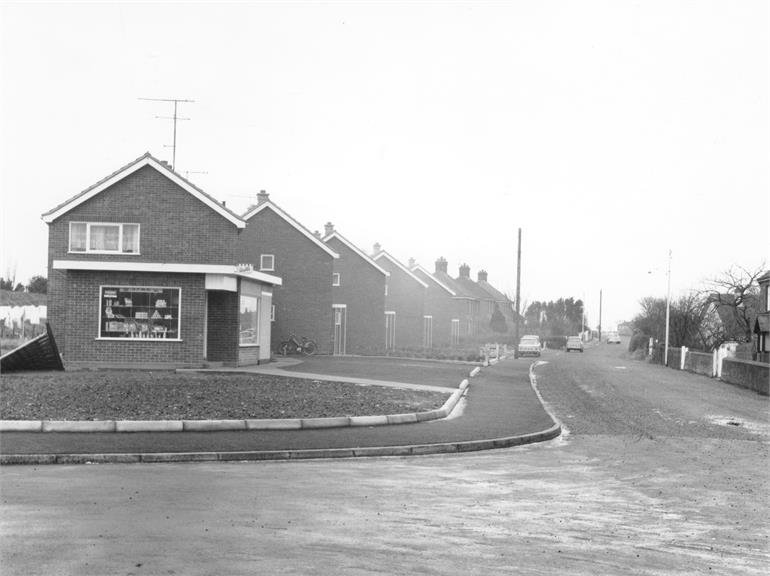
top-left (518, 335), bottom-right (541, 357)
top-left (606, 332), bottom-right (621, 344)
top-left (566, 336), bottom-right (584, 352)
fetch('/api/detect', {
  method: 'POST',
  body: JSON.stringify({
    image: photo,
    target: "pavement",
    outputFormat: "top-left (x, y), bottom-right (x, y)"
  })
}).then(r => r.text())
top-left (0, 355), bottom-right (560, 464)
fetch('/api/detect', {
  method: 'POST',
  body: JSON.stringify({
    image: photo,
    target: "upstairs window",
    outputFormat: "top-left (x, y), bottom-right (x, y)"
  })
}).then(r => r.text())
top-left (332, 273), bottom-right (340, 286)
top-left (260, 254), bottom-right (275, 271)
top-left (70, 222), bottom-right (140, 254)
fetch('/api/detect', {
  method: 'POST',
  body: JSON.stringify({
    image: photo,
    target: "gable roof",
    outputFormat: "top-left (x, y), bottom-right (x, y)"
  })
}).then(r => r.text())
top-left (455, 274), bottom-right (494, 301)
top-left (433, 269), bottom-right (475, 299)
top-left (410, 264), bottom-right (456, 296)
top-left (323, 231), bottom-right (389, 276)
top-left (477, 279), bottom-right (509, 302)
top-left (242, 201), bottom-right (339, 259)
top-left (373, 251), bottom-right (428, 288)
top-left (41, 152), bottom-right (245, 228)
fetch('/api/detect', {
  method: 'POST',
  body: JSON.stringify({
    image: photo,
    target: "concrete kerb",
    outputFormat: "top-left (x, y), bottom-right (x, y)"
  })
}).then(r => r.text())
top-left (0, 358), bottom-right (564, 465)
top-left (0, 370), bottom-right (475, 435)
top-left (0, 424), bottom-right (562, 465)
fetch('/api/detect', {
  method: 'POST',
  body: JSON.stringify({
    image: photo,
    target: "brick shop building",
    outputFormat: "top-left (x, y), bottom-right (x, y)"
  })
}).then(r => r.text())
top-left (42, 153), bottom-right (281, 368)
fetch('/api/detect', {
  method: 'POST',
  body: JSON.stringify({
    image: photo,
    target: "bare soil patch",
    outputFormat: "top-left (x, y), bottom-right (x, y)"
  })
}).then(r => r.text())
top-left (0, 370), bottom-right (450, 421)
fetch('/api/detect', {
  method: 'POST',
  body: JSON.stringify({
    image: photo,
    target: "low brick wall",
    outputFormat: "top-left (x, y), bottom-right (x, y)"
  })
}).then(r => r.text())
top-left (721, 358), bottom-right (769, 396)
top-left (685, 351), bottom-right (713, 377)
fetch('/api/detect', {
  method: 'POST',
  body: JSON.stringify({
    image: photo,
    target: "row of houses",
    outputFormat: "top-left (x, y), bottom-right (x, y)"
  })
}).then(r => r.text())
top-left (42, 152), bottom-right (515, 368)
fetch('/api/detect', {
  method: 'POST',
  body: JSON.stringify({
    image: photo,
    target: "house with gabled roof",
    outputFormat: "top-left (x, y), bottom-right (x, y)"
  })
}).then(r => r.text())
top-left (41, 152), bottom-right (281, 368)
top-left (432, 258), bottom-right (480, 341)
top-left (409, 259), bottom-right (458, 348)
top-left (322, 223), bottom-right (389, 355)
top-left (239, 191), bottom-right (339, 354)
top-left (754, 271), bottom-right (770, 363)
top-left (476, 269), bottom-right (514, 332)
top-left (454, 264), bottom-right (496, 333)
top-left (372, 245), bottom-right (427, 350)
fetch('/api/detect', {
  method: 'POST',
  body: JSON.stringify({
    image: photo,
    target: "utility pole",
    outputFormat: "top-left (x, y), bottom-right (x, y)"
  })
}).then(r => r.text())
top-left (664, 249), bottom-right (672, 366)
top-left (598, 289), bottom-right (603, 342)
top-left (514, 227), bottom-right (522, 359)
top-left (139, 97), bottom-right (194, 170)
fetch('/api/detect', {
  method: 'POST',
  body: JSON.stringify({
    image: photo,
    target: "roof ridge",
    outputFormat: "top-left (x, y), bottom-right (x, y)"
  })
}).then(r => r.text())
top-left (41, 152), bottom-right (245, 228)
top-left (323, 231), bottom-right (389, 276)
top-left (242, 200), bottom-right (339, 259)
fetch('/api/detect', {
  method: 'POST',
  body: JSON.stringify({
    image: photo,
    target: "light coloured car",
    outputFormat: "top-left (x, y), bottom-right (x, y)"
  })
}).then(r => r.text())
top-left (518, 335), bottom-right (541, 357)
top-left (566, 336), bottom-right (583, 352)
top-left (606, 332), bottom-right (621, 344)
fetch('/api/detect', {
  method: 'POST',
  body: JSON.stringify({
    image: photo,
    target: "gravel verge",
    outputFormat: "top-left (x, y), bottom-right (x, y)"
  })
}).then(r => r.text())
top-left (1, 371), bottom-right (450, 421)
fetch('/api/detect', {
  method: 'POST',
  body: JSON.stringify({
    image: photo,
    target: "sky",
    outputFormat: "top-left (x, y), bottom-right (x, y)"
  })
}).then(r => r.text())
top-left (1, 1), bottom-right (768, 329)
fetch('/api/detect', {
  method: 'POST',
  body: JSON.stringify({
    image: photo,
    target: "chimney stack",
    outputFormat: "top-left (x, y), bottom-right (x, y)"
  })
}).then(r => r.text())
top-left (372, 243), bottom-right (382, 256)
top-left (459, 264), bottom-right (470, 279)
top-left (257, 190), bottom-right (270, 205)
top-left (324, 222), bottom-right (334, 237)
top-left (477, 270), bottom-right (488, 282)
top-left (408, 257), bottom-right (416, 269)
top-left (313, 230), bottom-right (321, 238)
top-left (435, 257), bottom-right (448, 274)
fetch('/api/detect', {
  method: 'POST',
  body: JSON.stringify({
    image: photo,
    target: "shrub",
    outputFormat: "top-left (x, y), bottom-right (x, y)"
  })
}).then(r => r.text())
top-left (628, 332), bottom-right (649, 354)
top-left (544, 336), bottom-right (567, 350)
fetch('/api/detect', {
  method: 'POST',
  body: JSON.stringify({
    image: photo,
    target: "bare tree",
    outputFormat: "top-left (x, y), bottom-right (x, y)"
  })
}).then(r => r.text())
top-left (700, 264), bottom-right (766, 344)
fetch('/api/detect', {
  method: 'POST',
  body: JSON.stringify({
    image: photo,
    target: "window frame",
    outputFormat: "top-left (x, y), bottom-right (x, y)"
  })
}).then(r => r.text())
top-left (97, 285), bottom-right (181, 341)
top-left (239, 294), bottom-right (261, 348)
top-left (332, 272), bottom-right (341, 286)
top-left (260, 254), bottom-right (275, 272)
top-left (69, 222), bottom-right (141, 255)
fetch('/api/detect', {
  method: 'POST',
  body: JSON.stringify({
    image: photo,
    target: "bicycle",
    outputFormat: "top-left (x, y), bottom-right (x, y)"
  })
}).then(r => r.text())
top-left (279, 334), bottom-right (317, 356)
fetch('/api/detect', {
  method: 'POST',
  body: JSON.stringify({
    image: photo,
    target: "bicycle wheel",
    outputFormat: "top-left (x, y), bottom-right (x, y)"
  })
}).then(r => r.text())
top-left (302, 340), bottom-right (317, 356)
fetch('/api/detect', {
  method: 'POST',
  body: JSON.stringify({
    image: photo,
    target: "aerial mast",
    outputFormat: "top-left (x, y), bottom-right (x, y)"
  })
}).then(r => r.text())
top-left (138, 97), bottom-right (195, 170)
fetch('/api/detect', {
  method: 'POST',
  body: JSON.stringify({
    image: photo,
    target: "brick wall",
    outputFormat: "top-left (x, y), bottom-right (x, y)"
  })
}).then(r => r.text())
top-left (206, 290), bottom-right (239, 364)
top-left (55, 271), bottom-right (206, 365)
top-left (238, 208), bottom-right (334, 354)
top-left (326, 237), bottom-right (386, 354)
top-left (238, 346), bottom-right (261, 366)
top-left (47, 166), bottom-right (240, 265)
top-left (379, 259), bottom-right (425, 349)
top-left (413, 269), bottom-right (455, 348)
top-left (684, 350), bottom-right (713, 376)
top-left (722, 358), bottom-right (770, 396)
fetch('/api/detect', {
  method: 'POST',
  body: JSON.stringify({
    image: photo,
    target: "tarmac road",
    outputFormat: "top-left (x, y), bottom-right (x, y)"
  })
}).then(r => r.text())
top-left (1, 343), bottom-right (768, 575)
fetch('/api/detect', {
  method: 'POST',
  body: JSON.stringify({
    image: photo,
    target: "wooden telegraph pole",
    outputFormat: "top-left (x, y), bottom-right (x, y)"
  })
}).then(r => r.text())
top-left (514, 228), bottom-right (522, 359)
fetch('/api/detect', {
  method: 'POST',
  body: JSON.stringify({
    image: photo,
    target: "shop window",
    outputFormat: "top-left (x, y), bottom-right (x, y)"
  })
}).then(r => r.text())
top-left (240, 282), bottom-right (261, 346)
top-left (100, 286), bottom-right (180, 340)
top-left (70, 222), bottom-right (140, 254)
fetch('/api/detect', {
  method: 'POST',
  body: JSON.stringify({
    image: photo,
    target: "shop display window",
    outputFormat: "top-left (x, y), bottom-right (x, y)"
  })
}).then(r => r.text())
top-left (100, 286), bottom-right (180, 340)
